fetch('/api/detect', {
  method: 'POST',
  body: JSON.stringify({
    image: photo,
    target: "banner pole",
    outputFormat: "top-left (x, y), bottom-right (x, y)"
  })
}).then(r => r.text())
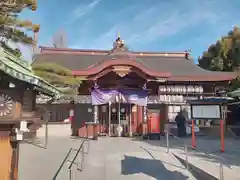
top-left (192, 120), bottom-right (196, 148)
top-left (129, 103), bottom-right (132, 137)
top-left (108, 102), bottom-right (111, 137)
top-left (118, 99), bottom-right (121, 137)
top-left (220, 119), bottom-right (225, 152)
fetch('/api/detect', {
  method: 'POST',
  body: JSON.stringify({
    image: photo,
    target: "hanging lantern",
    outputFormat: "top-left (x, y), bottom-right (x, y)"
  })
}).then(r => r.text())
top-left (188, 86), bottom-right (194, 93)
top-left (191, 86), bottom-right (195, 92)
top-left (166, 95), bottom-right (169, 102)
top-left (160, 95), bottom-right (164, 102)
top-left (167, 86), bottom-right (170, 93)
top-left (179, 95), bottom-right (184, 102)
top-left (115, 95), bottom-right (119, 103)
top-left (198, 86), bottom-right (201, 92)
top-left (175, 86), bottom-right (178, 93)
top-left (159, 86), bottom-right (164, 93)
top-left (193, 86), bottom-right (197, 93)
top-left (194, 86), bottom-right (198, 93)
top-left (163, 86), bottom-right (167, 93)
top-left (158, 86), bottom-right (162, 93)
top-left (172, 95), bottom-right (176, 102)
top-left (163, 95), bottom-right (167, 102)
top-left (182, 86), bottom-right (186, 93)
top-left (177, 87), bottom-right (180, 93)
top-left (178, 86), bottom-right (182, 93)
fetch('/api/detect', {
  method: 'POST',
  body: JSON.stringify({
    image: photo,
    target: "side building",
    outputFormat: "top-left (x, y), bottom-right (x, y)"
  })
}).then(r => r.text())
top-left (0, 46), bottom-right (60, 179)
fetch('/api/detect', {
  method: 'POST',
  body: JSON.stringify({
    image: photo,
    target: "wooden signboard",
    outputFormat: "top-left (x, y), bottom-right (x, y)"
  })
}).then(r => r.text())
top-left (191, 104), bottom-right (222, 120)
top-left (188, 98), bottom-right (227, 152)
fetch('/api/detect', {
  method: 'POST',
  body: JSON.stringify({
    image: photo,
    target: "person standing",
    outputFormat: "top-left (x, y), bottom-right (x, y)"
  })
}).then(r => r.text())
top-left (175, 111), bottom-right (186, 137)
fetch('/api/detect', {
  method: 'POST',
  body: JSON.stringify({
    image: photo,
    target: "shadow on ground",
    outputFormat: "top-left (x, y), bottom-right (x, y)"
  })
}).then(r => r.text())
top-left (121, 155), bottom-right (189, 180)
top-left (132, 136), bottom-right (240, 168)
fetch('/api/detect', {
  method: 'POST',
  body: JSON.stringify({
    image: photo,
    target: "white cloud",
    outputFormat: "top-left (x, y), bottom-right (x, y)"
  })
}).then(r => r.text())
top-left (66, 0), bottom-right (101, 24)
top-left (70, 0), bottom-right (239, 51)
top-left (127, 9), bottom-right (217, 45)
top-left (71, 0), bottom-right (221, 50)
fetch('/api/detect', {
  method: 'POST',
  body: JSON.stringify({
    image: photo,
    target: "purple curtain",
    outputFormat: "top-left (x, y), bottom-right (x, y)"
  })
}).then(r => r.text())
top-left (91, 88), bottom-right (148, 106)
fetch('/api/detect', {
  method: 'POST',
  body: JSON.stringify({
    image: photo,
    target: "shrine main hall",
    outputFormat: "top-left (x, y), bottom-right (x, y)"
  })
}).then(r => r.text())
top-left (34, 37), bottom-right (235, 137)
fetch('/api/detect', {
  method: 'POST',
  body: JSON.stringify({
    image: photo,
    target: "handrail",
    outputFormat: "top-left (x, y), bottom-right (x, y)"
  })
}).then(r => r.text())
top-left (168, 132), bottom-right (219, 160)
top-left (167, 132), bottom-right (220, 158)
top-left (68, 140), bottom-right (86, 180)
top-left (165, 132), bottom-right (225, 180)
top-left (52, 148), bottom-right (73, 180)
top-left (51, 139), bottom-right (89, 180)
top-left (68, 140), bottom-right (85, 170)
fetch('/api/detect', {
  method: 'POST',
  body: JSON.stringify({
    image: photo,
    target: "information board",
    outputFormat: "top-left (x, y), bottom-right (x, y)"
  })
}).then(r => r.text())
top-left (191, 105), bottom-right (221, 120)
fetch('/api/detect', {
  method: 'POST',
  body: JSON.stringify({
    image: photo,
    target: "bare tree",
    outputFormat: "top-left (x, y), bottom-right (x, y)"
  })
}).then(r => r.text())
top-left (52, 29), bottom-right (68, 48)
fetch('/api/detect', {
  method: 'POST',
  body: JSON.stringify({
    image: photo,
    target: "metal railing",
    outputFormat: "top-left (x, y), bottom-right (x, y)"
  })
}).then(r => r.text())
top-left (68, 139), bottom-right (89, 180)
top-left (23, 110), bottom-right (50, 149)
top-left (52, 148), bottom-right (73, 180)
top-left (165, 131), bottom-right (224, 180)
top-left (52, 139), bottom-right (89, 180)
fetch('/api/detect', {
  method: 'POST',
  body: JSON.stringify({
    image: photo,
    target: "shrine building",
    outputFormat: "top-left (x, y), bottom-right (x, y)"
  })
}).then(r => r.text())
top-left (34, 37), bottom-right (236, 137)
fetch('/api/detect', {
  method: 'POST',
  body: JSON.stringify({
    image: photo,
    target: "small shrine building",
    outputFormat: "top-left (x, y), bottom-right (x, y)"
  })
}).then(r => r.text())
top-left (0, 46), bottom-right (60, 179)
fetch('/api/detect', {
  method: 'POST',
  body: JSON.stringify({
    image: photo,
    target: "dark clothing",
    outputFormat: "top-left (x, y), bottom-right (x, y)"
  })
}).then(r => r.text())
top-left (175, 113), bottom-right (186, 137)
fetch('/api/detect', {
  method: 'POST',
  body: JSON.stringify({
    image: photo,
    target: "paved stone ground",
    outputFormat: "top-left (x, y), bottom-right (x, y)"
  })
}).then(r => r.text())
top-left (79, 138), bottom-right (195, 180)
top-left (18, 125), bottom-right (195, 180)
top-left (139, 136), bottom-right (240, 180)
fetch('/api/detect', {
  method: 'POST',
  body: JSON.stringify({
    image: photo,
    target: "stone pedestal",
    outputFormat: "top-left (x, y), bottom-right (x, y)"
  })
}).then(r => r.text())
top-left (142, 123), bottom-right (148, 135)
top-left (85, 122), bottom-right (99, 140)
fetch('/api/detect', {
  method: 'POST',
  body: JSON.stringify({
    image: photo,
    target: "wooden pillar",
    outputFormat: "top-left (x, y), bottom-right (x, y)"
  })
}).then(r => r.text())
top-left (13, 102), bottom-right (22, 119)
top-left (132, 105), bottom-right (137, 134)
top-left (160, 104), bottom-right (168, 133)
top-left (93, 105), bottom-right (98, 139)
top-left (142, 106), bottom-right (148, 135)
top-left (10, 141), bottom-right (19, 180)
top-left (94, 105), bottom-right (98, 123)
top-left (137, 106), bottom-right (143, 134)
top-left (0, 131), bottom-right (12, 180)
top-left (129, 104), bottom-right (132, 137)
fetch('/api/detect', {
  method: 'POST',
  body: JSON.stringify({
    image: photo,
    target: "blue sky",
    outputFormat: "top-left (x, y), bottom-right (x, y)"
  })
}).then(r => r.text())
top-left (17, 0), bottom-right (240, 62)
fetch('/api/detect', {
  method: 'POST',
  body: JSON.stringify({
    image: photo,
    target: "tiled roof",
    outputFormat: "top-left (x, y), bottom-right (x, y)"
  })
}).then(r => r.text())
top-left (0, 47), bottom-right (61, 96)
top-left (33, 47), bottom-right (236, 81)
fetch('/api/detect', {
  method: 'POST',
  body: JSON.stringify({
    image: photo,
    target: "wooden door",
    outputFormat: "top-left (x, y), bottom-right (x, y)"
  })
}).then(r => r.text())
top-left (148, 112), bottom-right (160, 133)
top-left (0, 133), bottom-right (12, 180)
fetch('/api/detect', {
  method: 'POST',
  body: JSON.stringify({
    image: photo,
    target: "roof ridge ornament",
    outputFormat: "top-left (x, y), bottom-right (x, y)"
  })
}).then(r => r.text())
top-left (185, 49), bottom-right (192, 60)
top-left (113, 33), bottom-right (124, 49)
top-left (108, 34), bottom-right (135, 58)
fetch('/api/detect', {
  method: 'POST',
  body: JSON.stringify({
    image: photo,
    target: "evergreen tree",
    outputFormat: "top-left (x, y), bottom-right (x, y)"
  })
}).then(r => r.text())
top-left (198, 26), bottom-right (240, 72)
top-left (198, 26), bottom-right (240, 91)
top-left (0, 0), bottom-right (39, 45)
top-left (1, 1), bottom-right (80, 94)
top-left (33, 63), bottom-right (82, 94)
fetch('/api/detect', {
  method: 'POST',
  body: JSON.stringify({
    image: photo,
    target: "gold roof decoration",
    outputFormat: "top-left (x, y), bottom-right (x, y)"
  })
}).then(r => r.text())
top-left (114, 32), bottom-right (125, 49)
